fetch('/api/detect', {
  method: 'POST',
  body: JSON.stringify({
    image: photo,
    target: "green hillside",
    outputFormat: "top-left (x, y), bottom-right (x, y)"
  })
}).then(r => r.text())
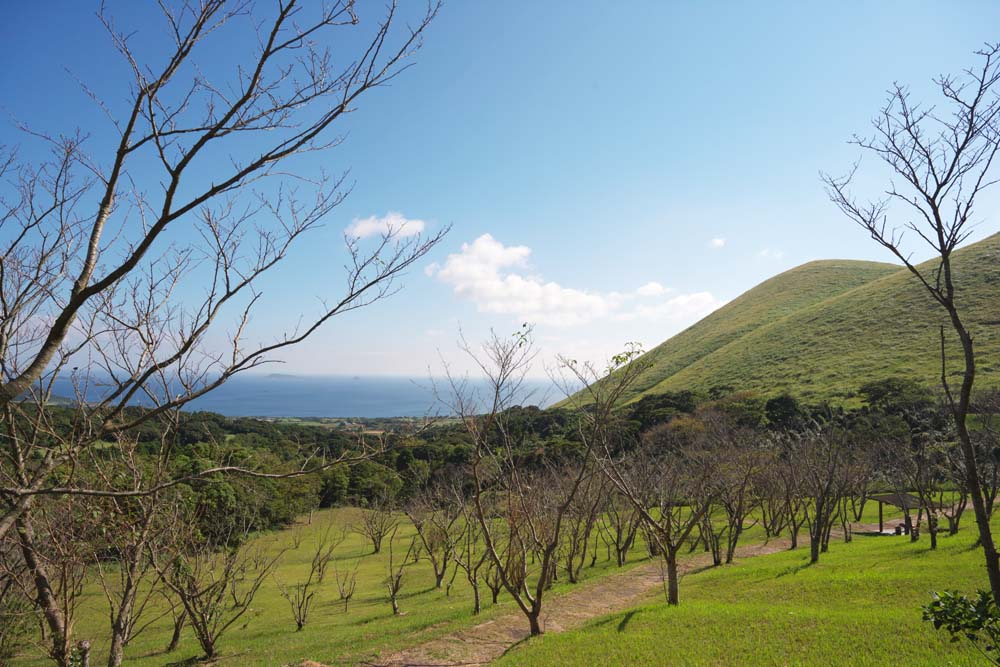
top-left (572, 233), bottom-right (1000, 405)
top-left (497, 519), bottom-right (987, 667)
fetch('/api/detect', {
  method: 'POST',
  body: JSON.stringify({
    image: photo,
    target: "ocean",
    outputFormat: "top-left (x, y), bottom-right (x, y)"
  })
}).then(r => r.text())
top-left (45, 373), bottom-right (559, 418)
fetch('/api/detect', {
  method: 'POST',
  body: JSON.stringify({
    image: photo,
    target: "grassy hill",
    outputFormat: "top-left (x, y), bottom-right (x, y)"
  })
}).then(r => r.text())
top-left (497, 520), bottom-right (986, 667)
top-left (567, 233), bottom-right (1000, 405)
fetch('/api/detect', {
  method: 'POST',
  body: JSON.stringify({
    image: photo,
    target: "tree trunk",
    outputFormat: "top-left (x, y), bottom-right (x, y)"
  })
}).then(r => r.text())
top-left (725, 525), bottom-right (743, 564)
top-left (949, 307), bottom-right (1000, 602)
top-left (665, 553), bottom-right (679, 605)
top-left (528, 611), bottom-right (542, 636)
top-left (958, 416), bottom-right (1000, 602)
top-left (16, 516), bottom-right (70, 667)
top-left (107, 627), bottom-right (126, 667)
top-left (166, 610), bottom-right (186, 653)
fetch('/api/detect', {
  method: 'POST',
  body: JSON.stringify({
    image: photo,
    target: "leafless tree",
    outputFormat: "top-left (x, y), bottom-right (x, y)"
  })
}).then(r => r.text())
top-left (92, 492), bottom-right (173, 667)
top-left (405, 480), bottom-right (463, 588)
top-left (975, 389), bottom-right (1000, 519)
top-left (701, 413), bottom-right (762, 565)
top-left (786, 427), bottom-right (856, 564)
top-left (0, 537), bottom-right (32, 667)
top-left (562, 344), bottom-right (711, 605)
top-left (275, 523), bottom-right (342, 631)
top-left (154, 524), bottom-right (286, 659)
top-left (384, 527), bottom-right (417, 616)
top-left (775, 449), bottom-right (811, 551)
top-left (754, 458), bottom-right (790, 542)
top-left (160, 589), bottom-right (187, 655)
top-left (823, 43), bottom-right (1000, 599)
top-left (0, 0), bottom-right (443, 540)
top-left (559, 472), bottom-right (607, 583)
top-left (616, 445), bottom-right (712, 604)
top-left (332, 557), bottom-right (360, 613)
top-left (1, 3), bottom-right (445, 658)
top-left (483, 556), bottom-right (504, 606)
top-left (441, 328), bottom-right (605, 636)
top-left (451, 500), bottom-right (490, 615)
top-left (934, 451), bottom-right (970, 536)
top-left (311, 521), bottom-right (348, 585)
top-left (356, 495), bottom-right (399, 554)
top-left (276, 574), bottom-right (315, 632)
top-left (13, 498), bottom-right (92, 667)
top-left (597, 489), bottom-right (642, 567)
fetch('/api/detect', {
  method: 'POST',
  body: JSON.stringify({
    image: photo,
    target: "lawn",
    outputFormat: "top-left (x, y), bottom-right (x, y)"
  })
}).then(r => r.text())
top-left (12, 507), bottom-right (652, 667)
top-left (14, 501), bottom-right (990, 666)
top-left (496, 518), bottom-right (989, 667)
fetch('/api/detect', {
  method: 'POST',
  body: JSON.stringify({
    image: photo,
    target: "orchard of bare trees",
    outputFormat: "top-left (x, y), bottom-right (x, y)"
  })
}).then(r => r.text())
top-left (7, 311), bottom-right (991, 662)
top-left (0, 1), bottom-right (443, 665)
top-left (3, 1), bottom-right (1000, 664)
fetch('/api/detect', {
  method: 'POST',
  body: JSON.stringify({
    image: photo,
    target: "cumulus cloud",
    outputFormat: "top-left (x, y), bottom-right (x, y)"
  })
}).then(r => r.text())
top-left (428, 234), bottom-right (725, 327)
top-left (346, 212), bottom-right (425, 239)
top-left (427, 234), bottom-right (612, 326)
top-left (636, 281), bottom-right (668, 297)
top-left (616, 291), bottom-right (724, 322)
top-left (709, 237), bottom-right (727, 249)
top-left (758, 247), bottom-right (785, 259)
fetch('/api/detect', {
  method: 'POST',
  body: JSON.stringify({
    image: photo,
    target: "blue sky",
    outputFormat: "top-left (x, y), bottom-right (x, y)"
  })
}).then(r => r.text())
top-left (3, 1), bottom-right (1000, 377)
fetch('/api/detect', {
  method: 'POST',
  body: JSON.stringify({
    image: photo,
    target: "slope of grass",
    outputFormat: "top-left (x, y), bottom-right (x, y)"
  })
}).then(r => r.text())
top-left (559, 258), bottom-right (898, 406)
top-left (497, 524), bottom-right (990, 667)
top-left (565, 233), bottom-right (1000, 406)
top-left (13, 508), bottom-right (650, 667)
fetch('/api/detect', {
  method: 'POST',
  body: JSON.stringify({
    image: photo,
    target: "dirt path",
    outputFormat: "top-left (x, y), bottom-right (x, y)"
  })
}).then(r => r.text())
top-left (369, 538), bottom-right (792, 667)
top-left (367, 521), bottom-right (889, 667)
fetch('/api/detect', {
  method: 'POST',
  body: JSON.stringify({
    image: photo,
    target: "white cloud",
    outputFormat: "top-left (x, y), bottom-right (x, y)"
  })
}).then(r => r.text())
top-left (758, 247), bottom-right (785, 259)
top-left (709, 237), bottom-right (727, 249)
top-left (428, 234), bottom-right (612, 326)
top-left (636, 281), bottom-right (667, 297)
top-left (616, 292), bottom-right (726, 322)
top-left (346, 212), bottom-right (425, 239)
top-left (429, 234), bottom-right (724, 328)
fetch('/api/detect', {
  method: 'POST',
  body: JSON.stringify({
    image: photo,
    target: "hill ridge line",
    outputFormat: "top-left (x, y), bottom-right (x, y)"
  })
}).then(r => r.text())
top-left (640, 260), bottom-right (916, 399)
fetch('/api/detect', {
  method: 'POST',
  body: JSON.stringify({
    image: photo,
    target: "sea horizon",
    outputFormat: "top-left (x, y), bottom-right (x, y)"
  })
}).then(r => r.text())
top-left (44, 372), bottom-right (560, 419)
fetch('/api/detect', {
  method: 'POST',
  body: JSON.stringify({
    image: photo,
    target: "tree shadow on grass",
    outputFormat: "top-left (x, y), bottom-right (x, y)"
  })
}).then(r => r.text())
top-left (163, 656), bottom-right (203, 667)
top-left (617, 610), bottom-right (638, 633)
top-left (774, 561), bottom-right (813, 578)
top-left (498, 635), bottom-right (532, 661)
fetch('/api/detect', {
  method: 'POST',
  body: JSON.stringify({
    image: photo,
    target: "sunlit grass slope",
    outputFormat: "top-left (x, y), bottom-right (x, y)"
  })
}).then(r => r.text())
top-left (567, 233), bottom-right (1000, 405)
top-left (15, 508), bottom-right (649, 667)
top-left (497, 525), bottom-right (989, 667)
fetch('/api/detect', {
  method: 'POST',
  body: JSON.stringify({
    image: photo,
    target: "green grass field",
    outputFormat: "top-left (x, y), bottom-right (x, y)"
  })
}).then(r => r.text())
top-left (563, 232), bottom-right (1000, 406)
top-left (14, 502), bottom-right (995, 666)
top-left (13, 508), bottom-right (652, 667)
top-left (496, 520), bottom-right (990, 667)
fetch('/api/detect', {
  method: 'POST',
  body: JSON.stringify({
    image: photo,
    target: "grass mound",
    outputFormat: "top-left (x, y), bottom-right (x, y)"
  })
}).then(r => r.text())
top-left (563, 232), bottom-right (1000, 405)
